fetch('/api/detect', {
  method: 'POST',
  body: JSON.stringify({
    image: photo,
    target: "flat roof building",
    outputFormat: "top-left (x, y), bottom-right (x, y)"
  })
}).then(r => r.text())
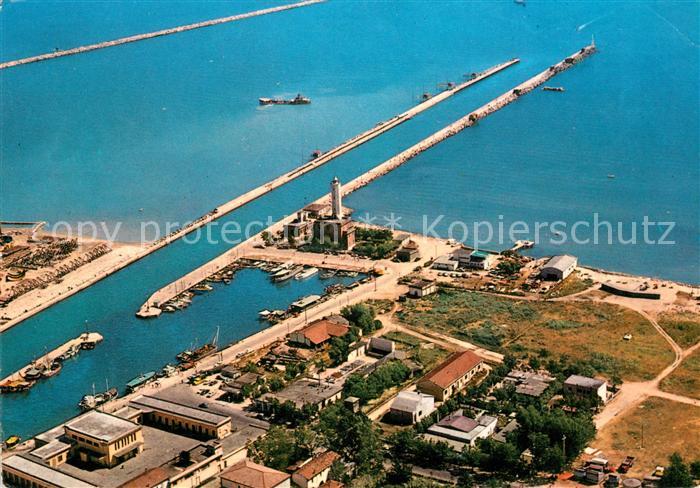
top-left (564, 374), bottom-right (607, 404)
top-left (425, 410), bottom-right (497, 448)
top-left (454, 249), bottom-right (497, 270)
top-left (2, 455), bottom-right (98, 488)
top-left (257, 379), bottom-right (343, 411)
top-left (64, 410), bottom-right (144, 468)
top-left (130, 394), bottom-right (232, 440)
top-left (417, 350), bottom-right (485, 401)
top-left (407, 279), bottom-right (437, 298)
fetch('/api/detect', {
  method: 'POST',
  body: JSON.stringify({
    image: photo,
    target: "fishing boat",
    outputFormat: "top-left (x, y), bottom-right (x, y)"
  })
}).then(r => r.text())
top-left (22, 366), bottom-right (44, 381)
top-left (126, 371), bottom-right (156, 392)
top-left (0, 379), bottom-right (34, 393)
top-left (6, 268), bottom-right (26, 281)
top-left (41, 360), bottom-right (62, 378)
top-left (295, 267), bottom-right (319, 280)
top-left (79, 387), bottom-right (118, 411)
top-left (58, 343), bottom-right (81, 361)
top-left (258, 309), bottom-right (272, 319)
top-left (191, 283), bottom-right (213, 294)
top-left (542, 86), bottom-right (565, 92)
top-left (160, 364), bottom-right (178, 378)
top-left (607, 174), bottom-right (616, 179)
top-left (319, 269), bottom-right (337, 279)
top-left (176, 327), bottom-right (219, 363)
top-left (3, 435), bottom-right (21, 450)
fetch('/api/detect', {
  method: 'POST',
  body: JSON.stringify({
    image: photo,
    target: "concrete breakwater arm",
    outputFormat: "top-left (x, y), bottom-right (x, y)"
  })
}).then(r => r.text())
top-left (0, 0), bottom-right (326, 70)
top-left (137, 44), bottom-right (596, 317)
top-left (0, 60), bottom-right (517, 330)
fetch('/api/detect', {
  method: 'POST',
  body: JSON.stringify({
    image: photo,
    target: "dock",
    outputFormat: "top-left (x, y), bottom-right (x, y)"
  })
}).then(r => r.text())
top-left (3, 58), bottom-right (516, 330)
top-left (0, 332), bottom-right (103, 392)
top-left (137, 44), bottom-right (595, 318)
top-left (0, 0), bottom-right (326, 71)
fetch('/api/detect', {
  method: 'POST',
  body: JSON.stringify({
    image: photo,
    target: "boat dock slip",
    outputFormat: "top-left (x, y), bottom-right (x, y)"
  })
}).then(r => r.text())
top-left (137, 45), bottom-right (595, 318)
top-left (0, 333), bottom-right (103, 391)
top-left (0, 0), bottom-right (326, 70)
top-left (2, 59), bottom-right (516, 331)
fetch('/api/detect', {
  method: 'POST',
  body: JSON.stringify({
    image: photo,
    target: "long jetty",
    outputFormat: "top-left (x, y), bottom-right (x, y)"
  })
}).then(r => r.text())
top-left (0, 332), bottom-right (103, 388)
top-left (137, 43), bottom-right (596, 317)
top-left (0, 0), bottom-right (325, 71)
top-left (1, 58), bottom-right (516, 330)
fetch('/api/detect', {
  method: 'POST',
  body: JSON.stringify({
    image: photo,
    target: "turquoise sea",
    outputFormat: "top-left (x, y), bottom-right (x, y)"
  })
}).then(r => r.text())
top-left (1, 1), bottom-right (698, 437)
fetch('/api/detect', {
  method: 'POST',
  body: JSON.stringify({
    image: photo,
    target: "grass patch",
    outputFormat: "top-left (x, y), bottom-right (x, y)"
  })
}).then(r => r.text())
top-left (545, 271), bottom-right (594, 298)
top-left (382, 331), bottom-right (421, 348)
top-left (396, 289), bottom-right (674, 381)
top-left (657, 311), bottom-right (700, 348)
top-left (660, 348), bottom-right (700, 400)
top-left (594, 397), bottom-right (700, 477)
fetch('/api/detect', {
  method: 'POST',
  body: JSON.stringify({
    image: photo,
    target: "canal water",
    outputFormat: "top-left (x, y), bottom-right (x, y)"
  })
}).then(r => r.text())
top-left (1, 1), bottom-right (698, 437)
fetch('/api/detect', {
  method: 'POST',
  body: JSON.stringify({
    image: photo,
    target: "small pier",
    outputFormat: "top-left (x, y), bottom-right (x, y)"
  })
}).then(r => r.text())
top-left (0, 332), bottom-right (103, 392)
top-left (0, 0), bottom-right (325, 70)
top-left (137, 45), bottom-right (595, 318)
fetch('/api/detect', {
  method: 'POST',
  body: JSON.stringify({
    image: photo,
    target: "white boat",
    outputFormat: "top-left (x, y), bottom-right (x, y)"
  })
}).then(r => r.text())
top-left (295, 267), bottom-right (319, 280)
top-left (273, 266), bottom-right (303, 283)
top-left (258, 309), bottom-right (272, 318)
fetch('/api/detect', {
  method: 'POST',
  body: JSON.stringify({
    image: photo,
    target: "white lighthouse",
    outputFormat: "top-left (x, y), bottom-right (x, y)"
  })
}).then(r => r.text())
top-left (330, 176), bottom-right (342, 219)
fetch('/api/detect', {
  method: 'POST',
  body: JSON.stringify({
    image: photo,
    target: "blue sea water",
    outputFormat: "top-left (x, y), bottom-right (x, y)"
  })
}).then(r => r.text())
top-left (1, 0), bottom-right (698, 437)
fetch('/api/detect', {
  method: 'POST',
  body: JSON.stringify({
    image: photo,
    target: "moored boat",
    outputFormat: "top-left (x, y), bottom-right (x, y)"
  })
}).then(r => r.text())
top-left (295, 267), bottom-right (319, 280)
top-left (126, 371), bottom-right (156, 392)
top-left (3, 435), bottom-right (21, 450)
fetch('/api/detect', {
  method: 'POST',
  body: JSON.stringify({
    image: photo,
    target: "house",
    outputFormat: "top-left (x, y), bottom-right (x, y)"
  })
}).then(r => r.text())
top-left (396, 240), bottom-right (420, 262)
top-left (454, 249), bottom-right (497, 270)
top-left (492, 419), bottom-right (519, 444)
top-left (366, 337), bottom-right (395, 357)
top-left (432, 256), bottom-right (459, 271)
top-left (425, 410), bottom-right (497, 447)
top-left (2, 455), bottom-right (98, 488)
top-left (416, 350), bottom-right (485, 401)
top-left (289, 319), bottom-right (350, 348)
top-left (292, 451), bottom-right (340, 488)
top-left (564, 375), bottom-right (607, 404)
top-left (407, 279), bottom-right (437, 298)
top-left (540, 255), bottom-right (578, 281)
top-left (220, 459), bottom-right (291, 488)
top-left (389, 391), bottom-right (435, 424)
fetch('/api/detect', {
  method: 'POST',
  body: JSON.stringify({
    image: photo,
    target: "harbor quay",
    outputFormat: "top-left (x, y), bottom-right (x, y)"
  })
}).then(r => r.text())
top-left (0, 58), bottom-right (516, 333)
top-left (138, 44), bottom-right (596, 319)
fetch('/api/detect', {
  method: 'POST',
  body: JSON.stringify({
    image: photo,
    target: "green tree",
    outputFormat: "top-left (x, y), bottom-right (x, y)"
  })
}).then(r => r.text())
top-left (690, 460), bottom-right (700, 479)
top-left (660, 453), bottom-right (694, 488)
top-left (249, 426), bottom-right (297, 470)
top-left (341, 303), bottom-right (377, 334)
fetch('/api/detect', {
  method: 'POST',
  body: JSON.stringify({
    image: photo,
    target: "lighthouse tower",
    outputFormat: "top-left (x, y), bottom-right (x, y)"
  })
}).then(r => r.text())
top-left (330, 176), bottom-right (342, 219)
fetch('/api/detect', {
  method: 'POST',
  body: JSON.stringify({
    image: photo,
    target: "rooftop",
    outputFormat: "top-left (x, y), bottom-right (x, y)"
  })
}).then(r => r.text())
top-left (4, 455), bottom-right (97, 488)
top-left (65, 410), bottom-right (140, 443)
top-left (543, 254), bottom-right (577, 271)
top-left (391, 391), bottom-right (433, 413)
top-left (30, 440), bottom-right (71, 460)
top-left (470, 250), bottom-right (491, 259)
top-left (117, 467), bottom-right (170, 488)
top-left (295, 451), bottom-right (340, 481)
top-left (420, 350), bottom-right (483, 389)
top-left (295, 319), bottom-right (350, 346)
top-left (408, 279), bottom-right (435, 290)
top-left (220, 459), bottom-right (290, 488)
top-left (130, 394), bottom-right (231, 427)
top-left (260, 379), bottom-right (343, 409)
top-left (564, 374), bottom-right (605, 389)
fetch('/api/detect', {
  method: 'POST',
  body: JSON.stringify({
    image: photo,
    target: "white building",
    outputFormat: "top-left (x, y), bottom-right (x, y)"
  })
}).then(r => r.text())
top-left (425, 411), bottom-right (497, 447)
top-left (389, 391), bottom-right (435, 424)
top-left (540, 255), bottom-right (578, 281)
top-left (407, 279), bottom-right (437, 298)
top-left (564, 374), bottom-right (607, 404)
top-left (454, 249), bottom-right (497, 270)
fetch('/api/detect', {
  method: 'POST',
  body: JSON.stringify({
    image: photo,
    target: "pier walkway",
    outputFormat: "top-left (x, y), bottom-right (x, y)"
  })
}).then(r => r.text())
top-left (0, 332), bottom-right (103, 385)
top-left (2, 58), bottom-right (516, 331)
top-left (0, 1), bottom-right (325, 70)
top-left (137, 44), bottom-right (595, 318)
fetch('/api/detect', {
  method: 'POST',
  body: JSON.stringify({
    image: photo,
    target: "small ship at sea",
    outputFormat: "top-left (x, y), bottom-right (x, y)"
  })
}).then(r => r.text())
top-left (259, 93), bottom-right (311, 105)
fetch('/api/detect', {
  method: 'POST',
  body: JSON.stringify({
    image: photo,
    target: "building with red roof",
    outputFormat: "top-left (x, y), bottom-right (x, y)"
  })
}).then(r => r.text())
top-left (416, 350), bottom-right (485, 401)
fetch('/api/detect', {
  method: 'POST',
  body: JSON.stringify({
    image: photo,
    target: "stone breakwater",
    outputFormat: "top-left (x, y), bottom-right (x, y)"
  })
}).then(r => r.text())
top-left (0, 0), bottom-right (326, 70)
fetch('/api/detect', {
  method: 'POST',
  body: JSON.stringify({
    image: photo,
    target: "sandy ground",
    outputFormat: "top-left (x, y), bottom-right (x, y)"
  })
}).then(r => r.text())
top-left (0, 239), bottom-right (144, 333)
